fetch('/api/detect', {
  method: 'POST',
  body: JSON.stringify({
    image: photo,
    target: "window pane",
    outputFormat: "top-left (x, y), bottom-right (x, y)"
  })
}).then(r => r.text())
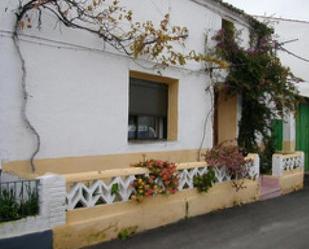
top-left (128, 115), bottom-right (167, 140)
top-left (137, 116), bottom-right (158, 139)
top-left (128, 116), bottom-right (137, 140)
top-left (129, 78), bottom-right (168, 117)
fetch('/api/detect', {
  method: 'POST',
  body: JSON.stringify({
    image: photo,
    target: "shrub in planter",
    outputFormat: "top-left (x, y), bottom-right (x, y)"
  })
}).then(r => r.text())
top-left (0, 189), bottom-right (20, 221)
top-left (0, 186), bottom-right (39, 222)
top-left (131, 160), bottom-right (179, 202)
top-left (193, 168), bottom-right (216, 192)
top-left (204, 143), bottom-right (252, 191)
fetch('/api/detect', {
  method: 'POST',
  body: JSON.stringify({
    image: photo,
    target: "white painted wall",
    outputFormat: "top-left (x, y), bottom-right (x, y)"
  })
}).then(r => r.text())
top-left (0, 0), bottom-right (249, 163)
top-left (257, 17), bottom-right (309, 97)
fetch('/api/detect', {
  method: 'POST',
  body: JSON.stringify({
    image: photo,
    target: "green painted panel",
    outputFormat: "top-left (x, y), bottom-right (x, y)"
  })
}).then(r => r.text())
top-left (272, 119), bottom-right (283, 152)
top-left (296, 103), bottom-right (309, 171)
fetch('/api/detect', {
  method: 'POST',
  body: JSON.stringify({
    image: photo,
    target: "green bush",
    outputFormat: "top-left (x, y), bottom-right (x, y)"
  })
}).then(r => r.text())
top-left (0, 189), bottom-right (20, 220)
top-left (193, 168), bottom-right (216, 193)
top-left (117, 226), bottom-right (138, 240)
top-left (0, 184), bottom-right (39, 222)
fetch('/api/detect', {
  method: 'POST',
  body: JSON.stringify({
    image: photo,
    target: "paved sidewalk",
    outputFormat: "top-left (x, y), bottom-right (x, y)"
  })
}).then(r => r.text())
top-left (86, 176), bottom-right (309, 249)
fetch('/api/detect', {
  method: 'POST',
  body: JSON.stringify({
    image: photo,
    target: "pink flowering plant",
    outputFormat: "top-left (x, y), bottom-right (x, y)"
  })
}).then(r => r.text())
top-left (204, 142), bottom-right (252, 191)
top-left (131, 160), bottom-right (179, 202)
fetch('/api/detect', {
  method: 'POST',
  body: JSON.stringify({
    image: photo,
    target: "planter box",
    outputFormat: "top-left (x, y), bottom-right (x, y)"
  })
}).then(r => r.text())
top-left (53, 180), bottom-right (259, 249)
top-left (271, 152), bottom-right (305, 195)
top-left (0, 174), bottom-right (66, 241)
top-left (0, 215), bottom-right (49, 239)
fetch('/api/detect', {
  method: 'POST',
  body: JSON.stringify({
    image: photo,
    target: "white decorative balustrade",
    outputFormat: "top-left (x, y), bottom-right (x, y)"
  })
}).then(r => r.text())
top-left (272, 151), bottom-right (304, 177)
top-left (65, 168), bottom-right (146, 210)
top-left (177, 163), bottom-right (232, 191)
top-left (65, 154), bottom-right (259, 210)
top-left (244, 154), bottom-right (260, 180)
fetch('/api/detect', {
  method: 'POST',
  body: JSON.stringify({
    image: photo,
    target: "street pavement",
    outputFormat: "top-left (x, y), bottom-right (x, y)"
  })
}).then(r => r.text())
top-left (86, 175), bottom-right (309, 249)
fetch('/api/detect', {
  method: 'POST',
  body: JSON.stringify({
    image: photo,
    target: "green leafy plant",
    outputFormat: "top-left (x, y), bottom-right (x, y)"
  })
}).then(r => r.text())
top-left (213, 19), bottom-right (301, 171)
top-left (111, 183), bottom-right (119, 195)
top-left (260, 135), bottom-right (276, 174)
top-left (193, 168), bottom-right (216, 192)
top-left (117, 226), bottom-right (138, 240)
top-left (0, 184), bottom-right (39, 222)
top-left (131, 160), bottom-right (179, 202)
top-left (20, 186), bottom-right (39, 217)
top-left (0, 189), bottom-right (20, 221)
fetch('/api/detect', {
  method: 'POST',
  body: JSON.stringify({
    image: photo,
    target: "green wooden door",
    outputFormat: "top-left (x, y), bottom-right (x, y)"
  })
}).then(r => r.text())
top-left (272, 119), bottom-right (283, 151)
top-left (296, 103), bottom-right (309, 171)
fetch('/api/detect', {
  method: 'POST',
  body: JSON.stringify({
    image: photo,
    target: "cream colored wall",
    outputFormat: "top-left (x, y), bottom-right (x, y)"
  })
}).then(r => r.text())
top-left (217, 90), bottom-right (239, 144)
top-left (3, 149), bottom-right (206, 176)
top-left (280, 168), bottom-right (304, 194)
top-left (53, 180), bottom-right (259, 249)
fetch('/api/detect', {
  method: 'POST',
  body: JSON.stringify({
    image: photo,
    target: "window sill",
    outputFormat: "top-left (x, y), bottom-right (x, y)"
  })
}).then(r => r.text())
top-left (128, 139), bottom-right (177, 145)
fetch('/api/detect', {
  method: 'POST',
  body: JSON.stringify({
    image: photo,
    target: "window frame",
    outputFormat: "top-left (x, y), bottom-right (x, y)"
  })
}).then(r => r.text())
top-left (128, 71), bottom-right (179, 142)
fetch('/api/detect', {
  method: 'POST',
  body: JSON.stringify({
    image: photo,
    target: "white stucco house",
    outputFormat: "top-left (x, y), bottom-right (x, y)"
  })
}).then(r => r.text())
top-left (0, 2), bottom-right (306, 248)
top-left (1, 0), bottom-right (253, 176)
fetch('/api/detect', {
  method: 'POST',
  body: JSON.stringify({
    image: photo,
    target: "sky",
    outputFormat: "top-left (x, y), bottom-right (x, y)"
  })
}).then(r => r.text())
top-left (223, 0), bottom-right (309, 21)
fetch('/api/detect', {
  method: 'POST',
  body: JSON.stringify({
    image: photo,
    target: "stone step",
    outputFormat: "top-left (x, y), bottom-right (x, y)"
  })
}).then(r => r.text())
top-left (260, 175), bottom-right (281, 200)
top-left (260, 176), bottom-right (280, 187)
top-left (260, 187), bottom-right (281, 200)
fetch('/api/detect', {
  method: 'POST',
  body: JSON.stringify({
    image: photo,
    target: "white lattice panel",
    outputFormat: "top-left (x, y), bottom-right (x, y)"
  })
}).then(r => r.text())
top-left (282, 156), bottom-right (303, 171)
top-left (66, 175), bottom-right (136, 210)
top-left (213, 166), bottom-right (231, 182)
top-left (178, 166), bottom-right (234, 191)
top-left (273, 152), bottom-right (304, 176)
top-left (178, 167), bottom-right (209, 191)
top-left (244, 160), bottom-right (258, 180)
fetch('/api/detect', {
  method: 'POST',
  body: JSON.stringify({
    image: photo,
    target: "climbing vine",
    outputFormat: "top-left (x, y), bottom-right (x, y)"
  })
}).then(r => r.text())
top-left (16, 0), bottom-right (227, 65)
top-left (213, 19), bottom-right (302, 172)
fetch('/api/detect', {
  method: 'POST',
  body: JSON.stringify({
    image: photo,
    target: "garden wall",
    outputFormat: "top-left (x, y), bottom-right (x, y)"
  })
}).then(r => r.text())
top-left (53, 179), bottom-right (259, 249)
top-left (272, 151), bottom-right (305, 194)
top-left (53, 155), bottom-right (260, 249)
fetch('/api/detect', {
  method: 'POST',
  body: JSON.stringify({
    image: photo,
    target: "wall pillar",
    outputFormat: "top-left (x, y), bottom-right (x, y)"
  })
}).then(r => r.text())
top-left (272, 154), bottom-right (284, 177)
top-left (38, 174), bottom-right (66, 228)
top-left (282, 112), bottom-right (296, 153)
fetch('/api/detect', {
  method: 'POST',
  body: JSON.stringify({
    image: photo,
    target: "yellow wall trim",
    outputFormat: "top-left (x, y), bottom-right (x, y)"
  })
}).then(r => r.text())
top-left (280, 168), bottom-right (304, 194)
top-left (282, 141), bottom-right (296, 154)
top-left (215, 89), bottom-right (238, 144)
top-left (3, 149), bottom-right (206, 177)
